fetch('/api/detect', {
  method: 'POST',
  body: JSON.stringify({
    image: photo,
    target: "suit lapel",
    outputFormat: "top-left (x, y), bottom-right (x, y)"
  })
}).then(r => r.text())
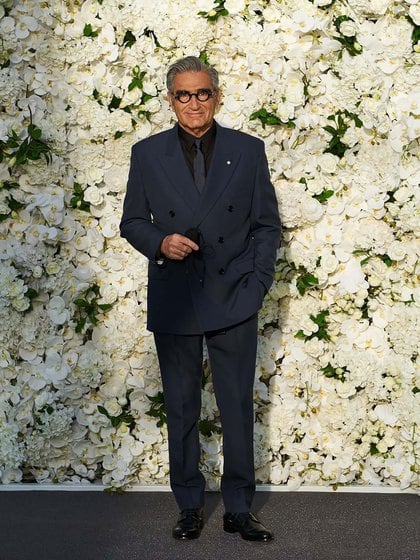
top-left (193, 124), bottom-right (241, 224)
top-left (157, 123), bottom-right (241, 222)
top-left (159, 125), bottom-right (200, 212)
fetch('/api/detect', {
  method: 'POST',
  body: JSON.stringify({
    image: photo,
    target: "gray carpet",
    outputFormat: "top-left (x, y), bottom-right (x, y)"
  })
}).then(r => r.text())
top-left (0, 490), bottom-right (418, 560)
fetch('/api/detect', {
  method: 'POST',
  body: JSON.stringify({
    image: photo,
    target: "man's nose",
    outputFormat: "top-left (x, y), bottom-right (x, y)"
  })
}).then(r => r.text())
top-left (189, 95), bottom-right (200, 109)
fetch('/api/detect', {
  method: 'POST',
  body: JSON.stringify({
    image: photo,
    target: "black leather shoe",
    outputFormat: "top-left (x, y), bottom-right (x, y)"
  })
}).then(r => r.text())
top-left (172, 508), bottom-right (204, 540)
top-left (223, 512), bottom-right (273, 541)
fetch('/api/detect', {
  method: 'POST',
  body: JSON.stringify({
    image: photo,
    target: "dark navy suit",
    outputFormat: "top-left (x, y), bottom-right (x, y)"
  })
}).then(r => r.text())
top-left (120, 121), bottom-right (281, 512)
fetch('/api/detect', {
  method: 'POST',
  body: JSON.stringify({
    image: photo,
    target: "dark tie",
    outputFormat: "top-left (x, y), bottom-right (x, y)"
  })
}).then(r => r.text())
top-left (193, 138), bottom-right (205, 193)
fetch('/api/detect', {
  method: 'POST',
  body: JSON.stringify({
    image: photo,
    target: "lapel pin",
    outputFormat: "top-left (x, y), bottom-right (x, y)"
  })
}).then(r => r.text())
top-left (227, 160), bottom-right (231, 165)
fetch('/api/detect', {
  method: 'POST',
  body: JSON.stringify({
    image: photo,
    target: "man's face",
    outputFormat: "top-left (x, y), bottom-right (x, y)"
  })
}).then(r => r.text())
top-left (168, 70), bottom-right (221, 138)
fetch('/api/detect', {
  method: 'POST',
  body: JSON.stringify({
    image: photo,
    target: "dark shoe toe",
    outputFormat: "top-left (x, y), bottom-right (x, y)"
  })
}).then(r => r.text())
top-left (172, 508), bottom-right (204, 540)
top-left (223, 512), bottom-right (273, 541)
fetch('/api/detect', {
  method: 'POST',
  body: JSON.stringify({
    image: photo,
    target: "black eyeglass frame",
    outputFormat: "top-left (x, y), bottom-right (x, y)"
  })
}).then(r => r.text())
top-left (172, 89), bottom-right (216, 104)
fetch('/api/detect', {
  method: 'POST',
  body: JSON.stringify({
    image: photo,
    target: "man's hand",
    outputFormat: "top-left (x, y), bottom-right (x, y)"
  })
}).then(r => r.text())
top-left (160, 233), bottom-right (199, 260)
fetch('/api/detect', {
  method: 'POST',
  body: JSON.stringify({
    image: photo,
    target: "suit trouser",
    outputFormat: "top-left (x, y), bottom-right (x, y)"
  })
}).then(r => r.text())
top-left (154, 313), bottom-right (258, 513)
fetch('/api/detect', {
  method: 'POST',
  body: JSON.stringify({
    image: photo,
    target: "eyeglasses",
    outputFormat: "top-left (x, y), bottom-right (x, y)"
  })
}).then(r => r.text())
top-left (172, 89), bottom-right (215, 104)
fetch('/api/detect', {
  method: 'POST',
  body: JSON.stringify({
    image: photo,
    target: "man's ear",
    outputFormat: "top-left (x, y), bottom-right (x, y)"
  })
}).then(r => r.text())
top-left (167, 91), bottom-right (174, 109)
top-left (215, 89), bottom-right (222, 110)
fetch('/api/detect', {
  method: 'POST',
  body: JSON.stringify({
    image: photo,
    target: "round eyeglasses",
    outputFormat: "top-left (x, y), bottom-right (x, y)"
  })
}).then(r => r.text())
top-left (172, 89), bottom-right (215, 104)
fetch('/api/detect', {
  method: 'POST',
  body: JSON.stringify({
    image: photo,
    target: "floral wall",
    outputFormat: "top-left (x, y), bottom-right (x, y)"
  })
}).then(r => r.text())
top-left (0, 0), bottom-right (419, 490)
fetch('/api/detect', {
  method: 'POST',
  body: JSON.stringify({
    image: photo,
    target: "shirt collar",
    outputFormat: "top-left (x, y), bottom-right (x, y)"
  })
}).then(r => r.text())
top-left (178, 120), bottom-right (217, 151)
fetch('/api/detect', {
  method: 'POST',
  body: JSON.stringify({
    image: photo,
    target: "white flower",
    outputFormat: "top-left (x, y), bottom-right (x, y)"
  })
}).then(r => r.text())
top-left (97, 23), bottom-right (118, 62)
top-left (339, 21), bottom-right (357, 38)
top-left (44, 349), bottom-right (70, 384)
top-left (196, 0), bottom-right (217, 12)
top-left (329, 258), bottom-right (369, 294)
top-left (409, 4), bottom-right (420, 26)
top-left (224, 0), bottom-right (246, 15)
top-left (83, 185), bottom-right (104, 206)
top-left (293, 11), bottom-right (316, 33)
top-left (14, 15), bottom-right (39, 39)
top-left (300, 197), bottom-right (324, 223)
top-left (374, 404), bottom-right (398, 427)
top-left (47, 296), bottom-right (70, 325)
top-left (0, 16), bottom-right (15, 35)
top-left (104, 398), bottom-right (123, 417)
top-left (318, 153), bottom-right (338, 174)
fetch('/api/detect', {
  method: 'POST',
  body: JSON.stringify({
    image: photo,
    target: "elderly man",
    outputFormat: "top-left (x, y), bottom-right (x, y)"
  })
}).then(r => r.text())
top-left (120, 56), bottom-right (281, 541)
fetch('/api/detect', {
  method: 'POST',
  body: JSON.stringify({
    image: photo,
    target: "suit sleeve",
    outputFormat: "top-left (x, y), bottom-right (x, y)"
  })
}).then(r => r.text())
top-left (250, 144), bottom-right (282, 294)
top-left (119, 145), bottom-right (166, 262)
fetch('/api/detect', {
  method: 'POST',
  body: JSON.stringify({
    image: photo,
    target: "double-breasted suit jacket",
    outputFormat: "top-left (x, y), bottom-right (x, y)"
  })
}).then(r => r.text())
top-left (120, 122), bottom-right (281, 334)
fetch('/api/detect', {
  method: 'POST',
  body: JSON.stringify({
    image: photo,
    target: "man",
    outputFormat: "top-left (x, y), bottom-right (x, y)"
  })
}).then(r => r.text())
top-left (120, 56), bottom-right (281, 541)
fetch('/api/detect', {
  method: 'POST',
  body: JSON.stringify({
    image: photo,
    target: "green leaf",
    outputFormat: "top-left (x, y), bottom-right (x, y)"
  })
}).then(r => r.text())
top-left (122, 30), bottom-right (136, 48)
top-left (143, 27), bottom-right (162, 48)
top-left (199, 419), bottom-right (222, 436)
top-left (314, 189), bottom-right (334, 203)
top-left (8, 196), bottom-right (25, 212)
top-left (323, 125), bottom-right (337, 136)
top-left (28, 124), bottom-right (42, 139)
top-left (370, 443), bottom-right (380, 455)
top-left (379, 254), bottom-right (393, 267)
top-left (83, 23), bottom-right (98, 37)
top-left (98, 405), bottom-right (110, 417)
top-left (295, 330), bottom-right (307, 340)
top-left (108, 95), bottom-right (121, 110)
top-left (75, 317), bottom-right (87, 333)
top-left (25, 288), bottom-right (38, 301)
top-left (98, 303), bottom-right (113, 311)
top-left (321, 363), bottom-right (347, 382)
top-left (296, 273), bottom-right (319, 296)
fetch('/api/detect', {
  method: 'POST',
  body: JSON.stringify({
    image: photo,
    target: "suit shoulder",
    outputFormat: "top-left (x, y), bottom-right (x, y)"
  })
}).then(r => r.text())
top-left (218, 125), bottom-right (265, 150)
top-left (131, 127), bottom-right (173, 153)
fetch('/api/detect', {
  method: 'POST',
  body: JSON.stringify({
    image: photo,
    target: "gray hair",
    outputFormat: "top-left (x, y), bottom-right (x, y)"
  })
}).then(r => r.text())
top-left (166, 56), bottom-right (219, 92)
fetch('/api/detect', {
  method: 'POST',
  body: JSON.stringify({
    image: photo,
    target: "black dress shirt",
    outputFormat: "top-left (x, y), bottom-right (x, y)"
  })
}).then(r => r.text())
top-left (178, 120), bottom-right (217, 177)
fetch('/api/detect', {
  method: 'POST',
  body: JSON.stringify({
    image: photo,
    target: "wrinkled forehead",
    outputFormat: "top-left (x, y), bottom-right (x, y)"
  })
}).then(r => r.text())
top-left (171, 71), bottom-right (214, 92)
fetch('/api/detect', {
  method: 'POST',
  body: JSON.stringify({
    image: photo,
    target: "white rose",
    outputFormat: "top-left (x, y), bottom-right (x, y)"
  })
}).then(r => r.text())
top-left (14, 294), bottom-right (30, 311)
top-left (301, 197), bottom-right (324, 223)
top-left (318, 153), bottom-right (338, 174)
top-left (144, 98), bottom-right (161, 114)
top-left (224, 0), bottom-right (246, 14)
top-left (104, 398), bottom-right (123, 417)
top-left (83, 186), bottom-right (103, 206)
top-left (387, 241), bottom-right (406, 261)
top-left (98, 284), bottom-right (119, 305)
top-left (339, 20), bottom-right (357, 37)
top-left (320, 253), bottom-right (339, 274)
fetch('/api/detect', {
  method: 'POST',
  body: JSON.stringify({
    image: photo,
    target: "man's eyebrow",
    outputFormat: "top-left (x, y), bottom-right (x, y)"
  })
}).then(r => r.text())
top-left (175, 88), bottom-right (212, 92)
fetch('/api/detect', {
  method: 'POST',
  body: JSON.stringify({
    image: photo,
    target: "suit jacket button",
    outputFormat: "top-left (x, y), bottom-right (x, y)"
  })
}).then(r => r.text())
top-left (227, 205), bottom-right (233, 212)
top-left (218, 236), bottom-right (224, 243)
top-left (169, 210), bottom-right (175, 217)
top-left (219, 268), bottom-right (225, 275)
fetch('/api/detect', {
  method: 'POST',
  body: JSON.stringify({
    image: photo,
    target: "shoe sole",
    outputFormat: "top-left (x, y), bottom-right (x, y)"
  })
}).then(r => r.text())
top-left (223, 525), bottom-right (273, 541)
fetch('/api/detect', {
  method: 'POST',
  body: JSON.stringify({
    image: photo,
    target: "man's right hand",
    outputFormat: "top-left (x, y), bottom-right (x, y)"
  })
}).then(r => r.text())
top-left (160, 233), bottom-right (199, 261)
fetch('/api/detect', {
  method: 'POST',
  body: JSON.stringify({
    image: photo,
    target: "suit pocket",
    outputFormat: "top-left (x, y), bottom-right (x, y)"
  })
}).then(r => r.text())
top-left (235, 258), bottom-right (254, 275)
